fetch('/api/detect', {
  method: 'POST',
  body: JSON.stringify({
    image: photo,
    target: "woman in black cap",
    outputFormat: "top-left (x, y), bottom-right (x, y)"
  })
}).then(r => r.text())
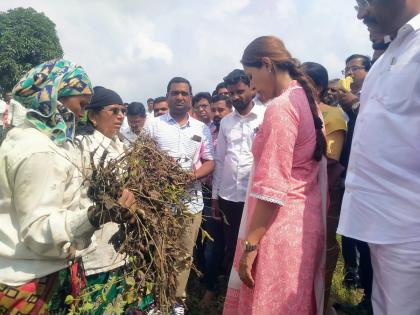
top-left (76, 86), bottom-right (140, 313)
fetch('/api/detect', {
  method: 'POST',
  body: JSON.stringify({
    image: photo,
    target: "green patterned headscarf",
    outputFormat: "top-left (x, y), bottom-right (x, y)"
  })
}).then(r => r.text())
top-left (12, 59), bottom-right (93, 143)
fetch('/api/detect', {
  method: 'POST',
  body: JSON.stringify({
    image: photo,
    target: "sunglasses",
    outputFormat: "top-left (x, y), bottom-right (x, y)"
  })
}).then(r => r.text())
top-left (105, 107), bottom-right (127, 115)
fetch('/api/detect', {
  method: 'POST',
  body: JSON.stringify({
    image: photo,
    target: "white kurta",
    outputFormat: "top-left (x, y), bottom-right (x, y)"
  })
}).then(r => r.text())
top-left (0, 124), bottom-right (96, 285)
top-left (338, 13), bottom-right (420, 315)
top-left (338, 14), bottom-right (420, 244)
top-left (77, 130), bottom-right (127, 276)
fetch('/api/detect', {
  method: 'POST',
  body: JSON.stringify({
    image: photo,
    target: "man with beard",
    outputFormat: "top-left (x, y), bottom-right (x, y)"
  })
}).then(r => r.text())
top-left (211, 69), bottom-right (266, 278)
top-left (338, 1), bottom-right (420, 314)
top-left (145, 77), bottom-right (214, 315)
top-left (370, 30), bottom-right (391, 63)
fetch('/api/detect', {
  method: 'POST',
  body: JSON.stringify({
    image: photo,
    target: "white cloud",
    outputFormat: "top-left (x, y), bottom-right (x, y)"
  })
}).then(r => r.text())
top-left (1, 0), bottom-right (372, 102)
top-left (207, 0), bottom-right (251, 19)
top-left (127, 32), bottom-right (173, 64)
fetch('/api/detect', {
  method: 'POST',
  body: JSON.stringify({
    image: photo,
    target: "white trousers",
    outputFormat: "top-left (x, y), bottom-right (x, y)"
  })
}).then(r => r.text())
top-left (369, 241), bottom-right (420, 315)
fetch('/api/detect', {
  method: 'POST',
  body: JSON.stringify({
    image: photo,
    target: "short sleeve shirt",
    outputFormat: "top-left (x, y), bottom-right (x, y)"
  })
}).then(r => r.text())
top-left (145, 113), bottom-right (214, 213)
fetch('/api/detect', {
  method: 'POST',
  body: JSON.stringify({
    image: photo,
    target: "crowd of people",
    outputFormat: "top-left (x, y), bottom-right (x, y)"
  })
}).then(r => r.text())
top-left (0, 1), bottom-right (419, 315)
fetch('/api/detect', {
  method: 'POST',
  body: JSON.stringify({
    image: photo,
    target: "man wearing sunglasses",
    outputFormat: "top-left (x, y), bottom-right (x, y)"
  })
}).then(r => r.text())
top-left (338, 1), bottom-right (420, 315)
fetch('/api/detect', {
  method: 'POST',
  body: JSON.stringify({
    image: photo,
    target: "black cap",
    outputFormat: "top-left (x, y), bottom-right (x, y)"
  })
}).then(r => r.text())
top-left (86, 86), bottom-right (123, 110)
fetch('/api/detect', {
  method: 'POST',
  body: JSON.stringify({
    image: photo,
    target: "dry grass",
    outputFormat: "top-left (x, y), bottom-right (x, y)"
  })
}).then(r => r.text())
top-left (79, 132), bottom-right (194, 313)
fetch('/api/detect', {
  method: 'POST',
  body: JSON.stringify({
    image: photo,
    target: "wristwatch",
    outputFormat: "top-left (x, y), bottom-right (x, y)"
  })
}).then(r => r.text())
top-left (243, 240), bottom-right (258, 252)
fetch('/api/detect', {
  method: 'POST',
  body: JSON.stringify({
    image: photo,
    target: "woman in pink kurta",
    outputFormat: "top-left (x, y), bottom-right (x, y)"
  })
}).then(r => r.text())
top-left (223, 36), bottom-right (327, 315)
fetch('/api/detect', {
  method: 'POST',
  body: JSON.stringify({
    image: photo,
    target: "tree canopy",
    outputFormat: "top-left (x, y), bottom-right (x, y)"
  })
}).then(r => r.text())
top-left (0, 7), bottom-right (63, 93)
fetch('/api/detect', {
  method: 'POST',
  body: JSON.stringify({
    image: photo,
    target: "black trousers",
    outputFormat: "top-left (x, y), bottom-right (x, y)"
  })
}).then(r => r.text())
top-left (218, 197), bottom-right (245, 276)
top-left (196, 184), bottom-right (225, 292)
top-left (342, 236), bottom-right (373, 299)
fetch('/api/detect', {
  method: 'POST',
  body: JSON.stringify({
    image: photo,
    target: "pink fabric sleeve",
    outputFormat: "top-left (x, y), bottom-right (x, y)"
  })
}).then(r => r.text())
top-left (250, 99), bottom-right (299, 205)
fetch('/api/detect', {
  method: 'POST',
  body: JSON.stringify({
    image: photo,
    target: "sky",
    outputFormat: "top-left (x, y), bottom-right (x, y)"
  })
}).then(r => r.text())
top-left (1, 0), bottom-right (372, 103)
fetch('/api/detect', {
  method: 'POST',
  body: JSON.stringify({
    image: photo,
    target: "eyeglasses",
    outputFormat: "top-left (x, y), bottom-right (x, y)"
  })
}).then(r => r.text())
top-left (354, 0), bottom-right (370, 12)
top-left (341, 66), bottom-right (365, 75)
top-left (105, 107), bottom-right (127, 115)
top-left (195, 104), bottom-right (210, 110)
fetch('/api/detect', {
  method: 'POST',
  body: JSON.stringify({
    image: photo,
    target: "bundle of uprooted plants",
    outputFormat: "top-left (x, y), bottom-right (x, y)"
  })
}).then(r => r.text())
top-left (72, 132), bottom-right (195, 314)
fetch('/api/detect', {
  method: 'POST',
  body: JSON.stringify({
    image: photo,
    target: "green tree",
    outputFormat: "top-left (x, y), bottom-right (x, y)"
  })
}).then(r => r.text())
top-left (0, 7), bottom-right (63, 93)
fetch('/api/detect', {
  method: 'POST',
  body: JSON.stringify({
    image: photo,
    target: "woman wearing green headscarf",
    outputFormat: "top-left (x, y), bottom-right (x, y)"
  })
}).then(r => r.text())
top-left (0, 59), bottom-right (135, 314)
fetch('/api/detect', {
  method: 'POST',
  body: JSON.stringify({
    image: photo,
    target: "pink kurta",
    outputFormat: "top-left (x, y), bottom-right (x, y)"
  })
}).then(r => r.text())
top-left (223, 81), bottom-right (325, 315)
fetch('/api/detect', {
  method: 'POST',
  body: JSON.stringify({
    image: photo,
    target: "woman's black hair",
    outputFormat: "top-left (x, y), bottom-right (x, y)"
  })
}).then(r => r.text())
top-left (301, 62), bottom-right (329, 100)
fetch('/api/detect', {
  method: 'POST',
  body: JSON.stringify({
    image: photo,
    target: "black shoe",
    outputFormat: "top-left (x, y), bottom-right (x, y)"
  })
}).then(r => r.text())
top-left (343, 267), bottom-right (360, 289)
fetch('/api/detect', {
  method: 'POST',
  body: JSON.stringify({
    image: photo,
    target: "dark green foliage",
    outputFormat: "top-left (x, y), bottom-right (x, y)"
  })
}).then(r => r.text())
top-left (0, 7), bottom-right (63, 92)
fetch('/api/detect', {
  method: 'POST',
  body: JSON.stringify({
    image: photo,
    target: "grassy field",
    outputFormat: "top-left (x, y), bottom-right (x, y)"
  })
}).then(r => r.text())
top-left (186, 238), bottom-right (366, 315)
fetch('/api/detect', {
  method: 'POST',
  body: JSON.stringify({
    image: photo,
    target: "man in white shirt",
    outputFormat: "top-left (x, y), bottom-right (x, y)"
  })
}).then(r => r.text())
top-left (338, 2), bottom-right (420, 314)
top-left (201, 94), bottom-right (233, 304)
top-left (146, 97), bottom-right (154, 116)
top-left (145, 77), bottom-right (214, 315)
top-left (211, 69), bottom-right (266, 276)
top-left (120, 102), bottom-right (146, 145)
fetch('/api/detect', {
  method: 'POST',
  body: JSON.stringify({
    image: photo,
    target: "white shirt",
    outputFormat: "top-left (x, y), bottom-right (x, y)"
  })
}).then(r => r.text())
top-left (77, 130), bottom-right (127, 275)
top-left (7, 99), bottom-right (27, 127)
top-left (0, 124), bottom-right (96, 285)
top-left (338, 14), bottom-right (420, 244)
top-left (145, 113), bottom-right (214, 214)
top-left (0, 100), bottom-right (6, 126)
top-left (120, 117), bottom-right (152, 146)
top-left (121, 128), bottom-right (138, 146)
top-left (212, 102), bottom-right (266, 202)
